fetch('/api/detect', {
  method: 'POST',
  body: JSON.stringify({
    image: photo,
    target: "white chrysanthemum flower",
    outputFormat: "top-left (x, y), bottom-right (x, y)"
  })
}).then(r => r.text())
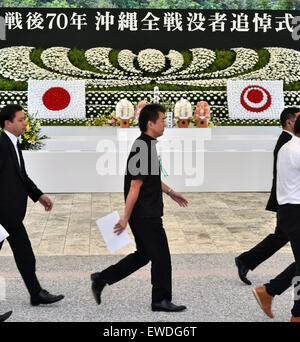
top-left (137, 49), bottom-right (165, 73)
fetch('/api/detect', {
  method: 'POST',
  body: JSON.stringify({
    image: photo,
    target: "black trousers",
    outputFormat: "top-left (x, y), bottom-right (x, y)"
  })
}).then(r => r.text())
top-left (265, 204), bottom-right (300, 317)
top-left (1, 223), bottom-right (42, 298)
top-left (101, 217), bottom-right (172, 303)
top-left (238, 212), bottom-right (289, 270)
top-left (265, 262), bottom-right (295, 297)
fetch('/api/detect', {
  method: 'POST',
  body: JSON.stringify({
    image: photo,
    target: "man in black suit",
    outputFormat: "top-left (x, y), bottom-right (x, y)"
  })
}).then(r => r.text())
top-left (235, 107), bottom-right (300, 285)
top-left (90, 104), bottom-right (188, 312)
top-left (0, 104), bottom-right (64, 306)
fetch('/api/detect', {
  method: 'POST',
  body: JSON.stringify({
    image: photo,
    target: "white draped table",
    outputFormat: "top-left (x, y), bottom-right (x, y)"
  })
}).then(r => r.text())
top-left (23, 126), bottom-right (281, 193)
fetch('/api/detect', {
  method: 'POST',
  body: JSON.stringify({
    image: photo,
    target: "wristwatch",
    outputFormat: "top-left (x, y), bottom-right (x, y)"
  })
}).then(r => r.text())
top-left (167, 188), bottom-right (173, 195)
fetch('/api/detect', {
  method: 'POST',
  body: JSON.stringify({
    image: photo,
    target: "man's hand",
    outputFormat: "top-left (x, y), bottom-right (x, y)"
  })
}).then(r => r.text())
top-left (38, 194), bottom-right (53, 211)
top-left (113, 179), bottom-right (143, 236)
top-left (114, 216), bottom-right (128, 236)
top-left (169, 191), bottom-right (188, 207)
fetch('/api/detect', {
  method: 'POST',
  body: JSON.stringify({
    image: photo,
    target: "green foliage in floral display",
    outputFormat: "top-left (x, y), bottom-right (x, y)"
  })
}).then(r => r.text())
top-left (30, 48), bottom-right (47, 69)
top-left (284, 82), bottom-right (300, 91)
top-left (244, 49), bottom-right (270, 74)
top-left (225, 49), bottom-right (270, 78)
top-left (181, 50), bottom-right (193, 70)
top-left (109, 49), bottom-right (121, 70)
top-left (0, 46), bottom-right (296, 91)
top-left (0, 79), bottom-right (27, 91)
top-left (68, 49), bottom-right (103, 74)
top-left (30, 48), bottom-right (65, 76)
top-left (87, 84), bottom-right (227, 91)
top-left (204, 50), bottom-right (236, 73)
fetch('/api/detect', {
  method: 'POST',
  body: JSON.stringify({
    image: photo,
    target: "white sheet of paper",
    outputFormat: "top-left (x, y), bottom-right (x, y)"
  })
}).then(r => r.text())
top-left (0, 224), bottom-right (9, 242)
top-left (96, 211), bottom-right (131, 253)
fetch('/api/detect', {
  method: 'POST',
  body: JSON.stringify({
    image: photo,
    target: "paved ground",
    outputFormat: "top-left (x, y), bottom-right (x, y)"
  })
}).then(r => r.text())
top-left (0, 192), bottom-right (292, 256)
top-left (0, 254), bottom-right (295, 322)
top-left (0, 193), bottom-right (295, 322)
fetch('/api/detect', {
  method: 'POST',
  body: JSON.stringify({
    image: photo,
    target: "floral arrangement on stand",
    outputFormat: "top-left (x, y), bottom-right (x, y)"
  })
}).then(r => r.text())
top-left (21, 111), bottom-right (48, 150)
top-left (0, 110), bottom-right (48, 150)
top-left (189, 117), bottom-right (215, 128)
top-left (174, 98), bottom-right (193, 127)
top-left (115, 98), bottom-right (135, 127)
top-left (85, 112), bottom-right (120, 127)
top-left (135, 100), bottom-right (147, 119)
top-left (84, 92), bottom-right (215, 128)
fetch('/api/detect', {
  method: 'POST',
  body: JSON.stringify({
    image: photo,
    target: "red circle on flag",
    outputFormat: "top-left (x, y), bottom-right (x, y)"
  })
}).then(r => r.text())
top-left (247, 89), bottom-right (263, 103)
top-left (42, 87), bottom-right (71, 111)
top-left (240, 85), bottom-right (272, 112)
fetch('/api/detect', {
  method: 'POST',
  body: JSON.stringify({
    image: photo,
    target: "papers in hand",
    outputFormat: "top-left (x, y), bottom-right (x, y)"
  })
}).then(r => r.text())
top-left (0, 224), bottom-right (9, 242)
top-left (96, 211), bottom-right (131, 253)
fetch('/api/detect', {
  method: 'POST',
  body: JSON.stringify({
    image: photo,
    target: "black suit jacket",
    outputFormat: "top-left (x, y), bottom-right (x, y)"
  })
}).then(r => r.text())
top-left (0, 132), bottom-right (43, 233)
top-left (265, 130), bottom-right (293, 212)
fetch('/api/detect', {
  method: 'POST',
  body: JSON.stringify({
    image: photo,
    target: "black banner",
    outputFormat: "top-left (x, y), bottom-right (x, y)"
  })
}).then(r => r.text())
top-left (0, 8), bottom-right (300, 51)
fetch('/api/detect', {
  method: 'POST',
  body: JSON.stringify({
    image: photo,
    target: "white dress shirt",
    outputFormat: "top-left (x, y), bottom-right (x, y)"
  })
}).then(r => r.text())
top-left (4, 129), bottom-right (21, 167)
top-left (277, 135), bottom-right (300, 205)
top-left (282, 129), bottom-right (294, 137)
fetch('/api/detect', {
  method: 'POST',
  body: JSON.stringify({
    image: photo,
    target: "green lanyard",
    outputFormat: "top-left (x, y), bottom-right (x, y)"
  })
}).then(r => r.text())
top-left (158, 155), bottom-right (168, 177)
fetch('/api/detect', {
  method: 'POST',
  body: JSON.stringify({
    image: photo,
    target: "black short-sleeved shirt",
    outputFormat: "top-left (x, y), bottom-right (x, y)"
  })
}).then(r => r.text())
top-left (124, 132), bottom-right (163, 218)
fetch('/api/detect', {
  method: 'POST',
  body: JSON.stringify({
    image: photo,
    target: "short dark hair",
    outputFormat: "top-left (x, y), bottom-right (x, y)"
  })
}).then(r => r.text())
top-left (280, 107), bottom-right (300, 128)
top-left (138, 104), bottom-right (166, 133)
top-left (294, 115), bottom-right (300, 135)
top-left (0, 104), bottom-right (23, 129)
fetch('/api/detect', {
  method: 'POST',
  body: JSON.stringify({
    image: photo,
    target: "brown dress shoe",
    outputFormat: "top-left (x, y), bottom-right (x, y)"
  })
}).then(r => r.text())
top-left (252, 285), bottom-right (274, 318)
top-left (291, 316), bottom-right (300, 322)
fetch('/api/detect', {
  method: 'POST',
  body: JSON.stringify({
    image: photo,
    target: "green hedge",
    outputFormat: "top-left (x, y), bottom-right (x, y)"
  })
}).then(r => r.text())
top-left (68, 48), bottom-right (104, 74)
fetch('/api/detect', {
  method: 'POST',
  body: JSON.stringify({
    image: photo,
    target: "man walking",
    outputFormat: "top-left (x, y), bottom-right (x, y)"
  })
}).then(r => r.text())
top-left (252, 115), bottom-right (300, 322)
top-left (235, 107), bottom-right (300, 285)
top-left (91, 104), bottom-right (188, 312)
top-left (0, 104), bottom-right (64, 306)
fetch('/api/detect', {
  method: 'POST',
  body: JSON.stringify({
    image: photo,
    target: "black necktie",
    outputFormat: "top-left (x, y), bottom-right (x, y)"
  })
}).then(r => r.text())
top-left (17, 141), bottom-right (25, 172)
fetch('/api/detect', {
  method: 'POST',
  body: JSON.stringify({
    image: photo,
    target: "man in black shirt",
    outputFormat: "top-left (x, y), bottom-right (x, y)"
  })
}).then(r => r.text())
top-left (91, 104), bottom-right (188, 312)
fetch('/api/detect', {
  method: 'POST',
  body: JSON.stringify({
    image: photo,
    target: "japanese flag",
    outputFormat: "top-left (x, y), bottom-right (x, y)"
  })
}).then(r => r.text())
top-left (227, 80), bottom-right (284, 120)
top-left (28, 80), bottom-right (86, 119)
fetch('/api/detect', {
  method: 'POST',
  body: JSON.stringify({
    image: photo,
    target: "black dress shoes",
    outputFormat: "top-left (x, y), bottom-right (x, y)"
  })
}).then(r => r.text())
top-left (31, 289), bottom-right (64, 306)
top-left (91, 273), bottom-right (107, 305)
top-left (152, 299), bottom-right (186, 312)
top-left (235, 257), bottom-right (251, 285)
top-left (0, 311), bottom-right (12, 322)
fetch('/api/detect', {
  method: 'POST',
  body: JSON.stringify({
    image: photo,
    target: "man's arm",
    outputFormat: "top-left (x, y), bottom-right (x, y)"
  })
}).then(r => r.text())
top-left (0, 145), bottom-right (7, 172)
top-left (161, 181), bottom-right (172, 195)
top-left (114, 179), bottom-right (143, 235)
top-left (25, 175), bottom-right (43, 202)
top-left (161, 181), bottom-right (188, 207)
